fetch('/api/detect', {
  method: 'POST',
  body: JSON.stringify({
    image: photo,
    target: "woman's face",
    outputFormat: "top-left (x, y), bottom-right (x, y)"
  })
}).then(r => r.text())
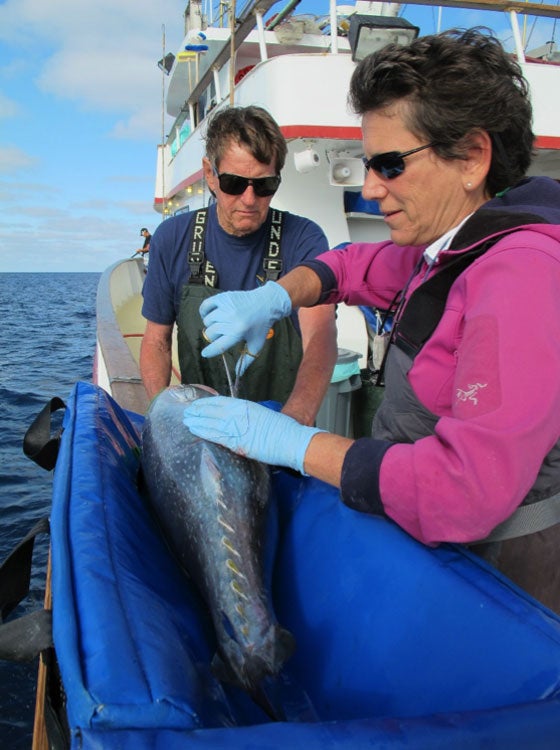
top-left (361, 105), bottom-right (481, 247)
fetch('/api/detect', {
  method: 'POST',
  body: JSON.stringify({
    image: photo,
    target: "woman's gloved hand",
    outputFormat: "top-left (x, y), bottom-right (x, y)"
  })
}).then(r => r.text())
top-left (199, 281), bottom-right (292, 378)
top-left (183, 395), bottom-right (323, 474)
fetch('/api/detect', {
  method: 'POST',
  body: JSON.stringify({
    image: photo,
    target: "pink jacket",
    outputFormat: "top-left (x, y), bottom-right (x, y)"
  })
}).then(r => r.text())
top-left (312, 179), bottom-right (560, 545)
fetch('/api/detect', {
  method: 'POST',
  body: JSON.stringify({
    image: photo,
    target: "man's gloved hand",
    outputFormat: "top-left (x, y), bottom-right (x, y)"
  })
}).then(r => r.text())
top-left (199, 281), bottom-right (292, 378)
top-left (183, 396), bottom-right (322, 474)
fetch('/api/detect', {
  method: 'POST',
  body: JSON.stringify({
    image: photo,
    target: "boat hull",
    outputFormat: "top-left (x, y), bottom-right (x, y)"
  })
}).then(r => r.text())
top-left (95, 257), bottom-right (181, 413)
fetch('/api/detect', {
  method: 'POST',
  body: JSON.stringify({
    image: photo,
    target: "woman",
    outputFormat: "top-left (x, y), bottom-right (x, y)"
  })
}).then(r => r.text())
top-left (183, 29), bottom-right (560, 611)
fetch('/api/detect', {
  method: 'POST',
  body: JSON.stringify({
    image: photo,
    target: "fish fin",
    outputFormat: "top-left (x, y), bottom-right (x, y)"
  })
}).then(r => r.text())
top-left (211, 654), bottom-right (285, 722)
top-left (211, 629), bottom-right (316, 722)
top-left (220, 611), bottom-right (239, 644)
top-left (211, 623), bottom-right (296, 689)
top-left (256, 672), bottom-right (320, 723)
top-left (275, 625), bottom-right (296, 667)
top-left (211, 651), bottom-right (238, 685)
top-left (210, 655), bottom-right (287, 722)
top-left (198, 446), bottom-right (223, 497)
top-left (247, 684), bottom-right (286, 722)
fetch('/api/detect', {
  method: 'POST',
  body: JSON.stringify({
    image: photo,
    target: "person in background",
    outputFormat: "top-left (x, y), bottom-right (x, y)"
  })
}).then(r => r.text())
top-left (137, 228), bottom-right (151, 258)
top-left (140, 105), bottom-right (337, 425)
top-left (183, 29), bottom-right (560, 612)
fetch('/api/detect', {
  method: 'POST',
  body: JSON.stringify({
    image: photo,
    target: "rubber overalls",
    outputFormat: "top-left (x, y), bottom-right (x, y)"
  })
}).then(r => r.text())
top-left (176, 208), bottom-right (303, 403)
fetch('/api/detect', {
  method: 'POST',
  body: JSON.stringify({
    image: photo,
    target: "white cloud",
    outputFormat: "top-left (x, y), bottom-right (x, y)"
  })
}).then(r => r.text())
top-left (0, 207), bottom-right (160, 272)
top-left (0, 0), bottom-right (182, 271)
top-left (0, 0), bottom-right (185, 137)
top-left (13, 204), bottom-right (67, 218)
top-left (0, 0), bottom-right (184, 49)
top-left (37, 49), bottom-right (156, 113)
top-left (0, 91), bottom-right (19, 118)
top-left (118, 200), bottom-right (158, 216)
top-left (0, 146), bottom-right (39, 173)
top-left (107, 174), bottom-right (155, 185)
top-left (111, 101), bottom-right (168, 141)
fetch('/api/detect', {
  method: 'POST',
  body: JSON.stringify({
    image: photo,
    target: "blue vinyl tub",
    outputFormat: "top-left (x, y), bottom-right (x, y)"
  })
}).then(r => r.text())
top-left (49, 382), bottom-right (560, 749)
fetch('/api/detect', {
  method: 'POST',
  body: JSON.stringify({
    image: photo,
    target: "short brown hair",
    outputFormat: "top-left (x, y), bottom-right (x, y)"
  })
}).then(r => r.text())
top-left (204, 105), bottom-right (287, 173)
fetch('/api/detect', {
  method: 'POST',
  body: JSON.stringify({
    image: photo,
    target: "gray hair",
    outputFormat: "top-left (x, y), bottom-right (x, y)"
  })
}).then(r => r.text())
top-left (349, 28), bottom-right (534, 195)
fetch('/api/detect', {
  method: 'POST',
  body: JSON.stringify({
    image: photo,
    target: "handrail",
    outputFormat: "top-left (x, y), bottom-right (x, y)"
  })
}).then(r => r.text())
top-left (168, 0), bottom-right (560, 140)
top-left (96, 259), bottom-right (150, 415)
top-left (403, 0), bottom-right (560, 19)
top-left (267, 0), bottom-right (302, 29)
top-left (177, 0), bottom-right (279, 131)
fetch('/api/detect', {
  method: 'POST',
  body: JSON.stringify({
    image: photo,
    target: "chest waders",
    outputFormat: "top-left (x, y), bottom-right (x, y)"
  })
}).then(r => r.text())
top-left (373, 211), bottom-right (560, 611)
top-left (177, 208), bottom-right (303, 403)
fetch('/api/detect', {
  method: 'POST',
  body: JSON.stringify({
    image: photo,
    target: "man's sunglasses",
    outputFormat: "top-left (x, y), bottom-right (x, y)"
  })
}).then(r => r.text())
top-left (214, 169), bottom-right (281, 197)
top-left (363, 142), bottom-right (437, 180)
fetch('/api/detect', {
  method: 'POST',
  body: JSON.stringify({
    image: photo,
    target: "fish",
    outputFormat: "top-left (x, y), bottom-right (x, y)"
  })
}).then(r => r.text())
top-left (140, 384), bottom-right (295, 692)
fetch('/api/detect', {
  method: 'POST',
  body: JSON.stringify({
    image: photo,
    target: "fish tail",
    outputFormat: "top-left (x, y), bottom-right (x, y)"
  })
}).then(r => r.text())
top-left (245, 623), bottom-right (295, 686)
top-left (271, 624), bottom-right (296, 672)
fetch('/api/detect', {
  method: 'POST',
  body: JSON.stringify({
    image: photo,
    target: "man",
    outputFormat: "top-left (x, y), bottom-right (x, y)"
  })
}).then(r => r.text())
top-left (137, 228), bottom-right (151, 257)
top-left (140, 105), bottom-right (337, 425)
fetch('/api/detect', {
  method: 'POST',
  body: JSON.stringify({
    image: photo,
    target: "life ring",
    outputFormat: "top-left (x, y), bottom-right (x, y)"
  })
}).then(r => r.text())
top-left (234, 65), bottom-right (254, 84)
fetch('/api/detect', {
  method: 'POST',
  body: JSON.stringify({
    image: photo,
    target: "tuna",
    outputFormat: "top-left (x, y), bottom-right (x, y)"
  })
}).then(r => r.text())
top-left (141, 384), bottom-right (295, 691)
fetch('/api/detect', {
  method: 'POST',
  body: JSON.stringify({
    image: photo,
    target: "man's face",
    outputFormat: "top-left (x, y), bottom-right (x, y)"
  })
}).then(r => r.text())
top-left (203, 142), bottom-right (277, 237)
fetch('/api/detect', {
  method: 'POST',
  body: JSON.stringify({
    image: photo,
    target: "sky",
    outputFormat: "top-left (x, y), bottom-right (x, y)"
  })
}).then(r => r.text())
top-left (0, 0), bottom-right (557, 272)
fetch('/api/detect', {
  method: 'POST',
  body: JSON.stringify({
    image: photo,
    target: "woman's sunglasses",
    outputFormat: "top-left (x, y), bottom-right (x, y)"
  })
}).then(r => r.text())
top-left (214, 169), bottom-right (281, 197)
top-left (363, 142), bottom-right (437, 180)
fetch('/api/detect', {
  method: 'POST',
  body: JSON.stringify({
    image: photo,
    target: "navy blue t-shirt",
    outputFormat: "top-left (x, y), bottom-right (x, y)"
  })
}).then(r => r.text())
top-left (142, 204), bottom-right (329, 325)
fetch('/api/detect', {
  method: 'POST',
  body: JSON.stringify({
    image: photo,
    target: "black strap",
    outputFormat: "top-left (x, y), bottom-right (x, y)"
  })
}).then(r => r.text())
top-left (393, 244), bottom-right (492, 358)
top-left (188, 208), bottom-right (285, 286)
top-left (188, 209), bottom-right (218, 286)
top-left (0, 516), bottom-right (53, 661)
top-left (372, 290), bottom-right (407, 387)
top-left (262, 209), bottom-right (284, 281)
top-left (23, 396), bottom-right (66, 471)
top-left (0, 516), bottom-right (50, 621)
top-left (393, 211), bottom-right (549, 359)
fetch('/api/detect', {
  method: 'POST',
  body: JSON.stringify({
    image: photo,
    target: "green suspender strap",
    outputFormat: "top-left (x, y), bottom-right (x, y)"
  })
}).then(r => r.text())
top-left (187, 207), bottom-right (285, 286)
top-left (187, 209), bottom-right (218, 287)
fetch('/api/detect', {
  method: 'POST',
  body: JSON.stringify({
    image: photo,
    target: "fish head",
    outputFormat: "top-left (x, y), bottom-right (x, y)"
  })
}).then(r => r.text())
top-left (143, 384), bottom-right (219, 452)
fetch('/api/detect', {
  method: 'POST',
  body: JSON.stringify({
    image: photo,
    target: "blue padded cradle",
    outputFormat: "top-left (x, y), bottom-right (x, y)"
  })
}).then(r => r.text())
top-left (50, 382), bottom-right (560, 748)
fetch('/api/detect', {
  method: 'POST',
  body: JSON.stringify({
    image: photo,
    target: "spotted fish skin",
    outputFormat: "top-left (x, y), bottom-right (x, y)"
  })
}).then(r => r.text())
top-left (141, 384), bottom-right (295, 690)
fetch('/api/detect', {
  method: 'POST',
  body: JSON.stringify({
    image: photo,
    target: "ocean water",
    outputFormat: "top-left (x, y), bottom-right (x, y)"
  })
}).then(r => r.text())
top-left (0, 272), bottom-right (99, 749)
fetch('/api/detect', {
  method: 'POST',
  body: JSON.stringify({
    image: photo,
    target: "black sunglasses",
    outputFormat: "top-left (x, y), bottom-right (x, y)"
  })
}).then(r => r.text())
top-left (214, 169), bottom-right (281, 197)
top-left (363, 142), bottom-right (437, 180)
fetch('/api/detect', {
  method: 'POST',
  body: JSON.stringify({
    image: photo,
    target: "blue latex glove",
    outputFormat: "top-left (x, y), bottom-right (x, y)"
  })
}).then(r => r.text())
top-left (199, 281), bottom-right (292, 378)
top-left (183, 396), bottom-right (323, 474)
